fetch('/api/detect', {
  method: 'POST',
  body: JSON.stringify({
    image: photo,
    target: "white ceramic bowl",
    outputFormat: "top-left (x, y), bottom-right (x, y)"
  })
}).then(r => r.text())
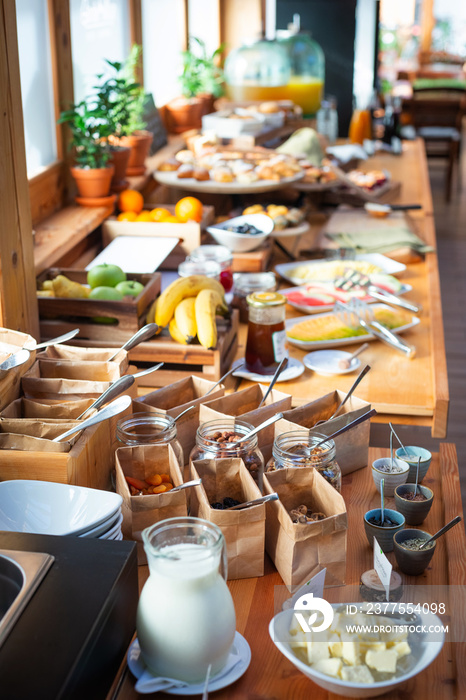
top-left (269, 606), bottom-right (444, 698)
top-left (207, 214), bottom-right (273, 253)
top-left (0, 480), bottom-right (122, 536)
top-left (372, 457), bottom-right (409, 496)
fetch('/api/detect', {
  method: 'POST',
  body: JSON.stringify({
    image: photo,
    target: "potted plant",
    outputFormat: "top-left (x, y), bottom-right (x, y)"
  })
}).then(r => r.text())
top-left (165, 37), bottom-right (225, 133)
top-left (113, 45), bottom-right (152, 176)
top-left (95, 51), bottom-right (145, 188)
top-left (192, 37), bottom-right (225, 115)
top-left (58, 98), bottom-right (114, 205)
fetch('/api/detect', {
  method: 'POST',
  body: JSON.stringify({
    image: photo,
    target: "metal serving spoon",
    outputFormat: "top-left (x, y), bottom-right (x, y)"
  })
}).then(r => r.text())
top-left (107, 323), bottom-right (159, 362)
top-left (232, 412), bottom-right (284, 445)
top-left (170, 478), bottom-right (202, 493)
top-left (418, 516), bottom-right (462, 550)
top-left (203, 363), bottom-right (244, 397)
top-left (0, 349), bottom-right (31, 376)
top-left (258, 357), bottom-right (288, 408)
top-left (310, 408), bottom-right (377, 451)
top-left (53, 395), bottom-right (131, 442)
top-left (314, 364), bottom-right (371, 427)
top-left (226, 493), bottom-right (279, 510)
top-left (35, 328), bottom-right (80, 350)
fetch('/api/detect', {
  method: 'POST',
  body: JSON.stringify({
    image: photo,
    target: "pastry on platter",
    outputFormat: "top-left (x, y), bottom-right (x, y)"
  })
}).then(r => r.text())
top-left (158, 158), bottom-right (180, 172)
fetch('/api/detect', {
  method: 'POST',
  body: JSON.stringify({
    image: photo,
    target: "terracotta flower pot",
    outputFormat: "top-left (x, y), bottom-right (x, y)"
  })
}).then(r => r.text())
top-left (70, 165), bottom-right (114, 203)
top-left (198, 92), bottom-right (216, 116)
top-left (108, 146), bottom-right (131, 192)
top-left (119, 130), bottom-right (152, 176)
top-left (165, 97), bottom-right (204, 134)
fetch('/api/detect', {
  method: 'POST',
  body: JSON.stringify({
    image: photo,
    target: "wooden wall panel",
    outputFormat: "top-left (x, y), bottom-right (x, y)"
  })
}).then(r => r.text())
top-left (219, 0), bottom-right (263, 55)
top-left (0, 1), bottom-right (40, 337)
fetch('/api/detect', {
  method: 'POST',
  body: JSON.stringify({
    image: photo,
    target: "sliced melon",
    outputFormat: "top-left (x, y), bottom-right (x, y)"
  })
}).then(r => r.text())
top-left (287, 307), bottom-right (412, 343)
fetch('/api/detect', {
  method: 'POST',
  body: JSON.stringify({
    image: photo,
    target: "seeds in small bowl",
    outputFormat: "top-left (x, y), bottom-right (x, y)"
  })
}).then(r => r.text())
top-left (393, 528), bottom-right (437, 575)
top-left (394, 484), bottom-right (434, 526)
top-left (364, 507), bottom-right (405, 552)
top-left (372, 458), bottom-right (409, 497)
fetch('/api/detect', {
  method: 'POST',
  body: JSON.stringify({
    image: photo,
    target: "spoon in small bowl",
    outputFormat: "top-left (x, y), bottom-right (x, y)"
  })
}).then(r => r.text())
top-left (419, 515), bottom-right (462, 550)
top-left (414, 456), bottom-right (421, 495)
top-left (338, 343), bottom-right (370, 370)
top-left (380, 478), bottom-right (385, 526)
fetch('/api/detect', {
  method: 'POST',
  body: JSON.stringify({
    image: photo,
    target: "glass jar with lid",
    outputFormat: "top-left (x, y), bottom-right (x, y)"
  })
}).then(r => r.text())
top-left (224, 37), bottom-right (291, 103)
top-left (232, 272), bottom-right (277, 323)
top-left (245, 292), bottom-right (287, 375)
top-left (276, 14), bottom-right (325, 116)
top-left (266, 430), bottom-right (341, 492)
top-left (178, 258), bottom-right (221, 280)
top-left (116, 412), bottom-right (184, 471)
top-left (189, 245), bottom-right (233, 292)
top-left (189, 418), bottom-right (264, 490)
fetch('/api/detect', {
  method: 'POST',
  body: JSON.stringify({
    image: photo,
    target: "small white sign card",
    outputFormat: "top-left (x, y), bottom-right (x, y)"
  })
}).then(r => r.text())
top-left (373, 536), bottom-right (393, 602)
top-left (85, 236), bottom-right (179, 274)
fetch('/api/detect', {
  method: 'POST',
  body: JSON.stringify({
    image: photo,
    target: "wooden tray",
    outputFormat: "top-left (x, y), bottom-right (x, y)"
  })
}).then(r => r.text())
top-left (37, 268), bottom-right (161, 342)
top-left (70, 310), bottom-right (240, 387)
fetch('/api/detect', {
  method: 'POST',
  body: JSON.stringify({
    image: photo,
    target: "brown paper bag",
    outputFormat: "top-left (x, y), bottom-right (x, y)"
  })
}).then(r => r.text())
top-left (26, 357), bottom-right (121, 381)
top-left (133, 376), bottom-right (225, 463)
top-left (276, 391), bottom-right (371, 475)
top-left (263, 467), bottom-right (347, 591)
top-left (1, 397), bottom-right (96, 420)
top-left (115, 443), bottom-right (187, 564)
top-left (42, 344), bottom-right (128, 373)
top-left (0, 417), bottom-right (82, 452)
top-left (199, 385), bottom-right (292, 463)
top-left (189, 458), bottom-right (266, 579)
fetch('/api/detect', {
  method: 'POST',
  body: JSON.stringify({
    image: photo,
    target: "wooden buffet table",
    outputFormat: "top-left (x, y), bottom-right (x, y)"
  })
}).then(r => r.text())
top-left (111, 444), bottom-right (466, 700)
top-left (234, 140), bottom-right (449, 438)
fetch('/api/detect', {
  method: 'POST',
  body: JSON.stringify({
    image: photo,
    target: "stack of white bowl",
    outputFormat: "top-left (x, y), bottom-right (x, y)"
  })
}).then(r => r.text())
top-left (0, 480), bottom-right (123, 541)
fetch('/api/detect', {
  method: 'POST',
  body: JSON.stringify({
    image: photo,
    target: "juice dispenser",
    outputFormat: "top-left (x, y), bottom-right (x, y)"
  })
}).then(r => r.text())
top-left (277, 14), bottom-right (325, 116)
top-left (224, 37), bottom-right (291, 103)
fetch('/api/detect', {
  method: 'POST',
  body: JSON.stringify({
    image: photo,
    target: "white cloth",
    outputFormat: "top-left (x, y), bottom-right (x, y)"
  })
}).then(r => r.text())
top-left (135, 648), bottom-right (242, 694)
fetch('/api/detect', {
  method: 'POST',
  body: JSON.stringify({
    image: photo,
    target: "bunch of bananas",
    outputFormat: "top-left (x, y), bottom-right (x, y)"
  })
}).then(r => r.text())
top-left (37, 275), bottom-right (89, 299)
top-left (147, 275), bottom-right (228, 349)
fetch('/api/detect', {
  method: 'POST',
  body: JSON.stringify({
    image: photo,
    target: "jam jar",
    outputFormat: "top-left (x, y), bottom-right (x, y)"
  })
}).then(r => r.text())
top-left (245, 292), bottom-right (287, 375)
top-left (266, 430), bottom-right (341, 492)
top-left (189, 245), bottom-right (233, 292)
top-left (116, 412), bottom-right (184, 471)
top-left (232, 272), bottom-right (277, 323)
top-left (189, 419), bottom-right (264, 490)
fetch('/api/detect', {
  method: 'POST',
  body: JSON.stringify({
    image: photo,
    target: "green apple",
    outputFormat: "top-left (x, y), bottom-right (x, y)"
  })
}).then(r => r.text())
top-left (87, 263), bottom-right (126, 289)
top-left (115, 280), bottom-right (145, 297)
top-left (89, 286), bottom-right (124, 301)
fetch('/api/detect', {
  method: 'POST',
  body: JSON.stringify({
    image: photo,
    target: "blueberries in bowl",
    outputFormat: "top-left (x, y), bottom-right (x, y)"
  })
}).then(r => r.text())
top-left (224, 223), bottom-right (263, 235)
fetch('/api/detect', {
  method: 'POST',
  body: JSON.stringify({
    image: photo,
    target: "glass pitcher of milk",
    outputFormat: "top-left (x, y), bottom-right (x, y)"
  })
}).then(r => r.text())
top-left (137, 516), bottom-right (236, 683)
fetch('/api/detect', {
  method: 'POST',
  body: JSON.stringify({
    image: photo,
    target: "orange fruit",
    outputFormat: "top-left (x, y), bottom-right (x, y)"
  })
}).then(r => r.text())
top-left (175, 196), bottom-right (203, 223)
top-left (135, 211), bottom-right (153, 222)
top-left (118, 189), bottom-right (144, 214)
top-left (150, 207), bottom-right (172, 222)
top-left (117, 211), bottom-right (137, 222)
top-left (163, 215), bottom-right (182, 223)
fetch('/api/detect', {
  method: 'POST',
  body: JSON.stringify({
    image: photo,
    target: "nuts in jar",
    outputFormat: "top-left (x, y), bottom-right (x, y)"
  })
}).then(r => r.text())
top-left (267, 431), bottom-right (341, 492)
top-left (189, 419), bottom-right (265, 490)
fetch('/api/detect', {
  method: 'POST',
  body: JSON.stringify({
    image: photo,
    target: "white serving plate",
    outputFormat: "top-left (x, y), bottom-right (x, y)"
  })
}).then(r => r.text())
top-left (282, 281), bottom-right (412, 315)
top-left (303, 349), bottom-right (362, 375)
top-left (78, 508), bottom-right (122, 538)
top-left (231, 357), bottom-right (304, 383)
top-left (0, 480), bottom-right (122, 537)
top-left (154, 169), bottom-right (304, 195)
top-left (207, 213), bottom-right (274, 253)
top-left (285, 303), bottom-right (420, 350)
top-left (275, 253), bottom-right (406, 286)
top-left (270, 605), bottom-right (444, 698)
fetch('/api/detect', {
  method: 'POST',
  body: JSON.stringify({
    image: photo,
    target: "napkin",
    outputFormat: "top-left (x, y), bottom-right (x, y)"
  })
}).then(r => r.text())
top-left (326, 144), bottom-right (368, 164)
top-left (135, 647), bottom-right (242, 693)
top-left (325, 228), bottom-right (435, 255)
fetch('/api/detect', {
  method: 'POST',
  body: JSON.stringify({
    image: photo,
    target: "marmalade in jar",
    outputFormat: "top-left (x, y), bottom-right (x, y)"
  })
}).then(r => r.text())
top-left (245, 292), bottom-right (288, 375)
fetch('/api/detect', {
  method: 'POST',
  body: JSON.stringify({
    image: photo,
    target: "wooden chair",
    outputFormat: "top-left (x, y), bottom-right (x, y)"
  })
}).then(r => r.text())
top-left (408, 86), bottom-right (466, 201)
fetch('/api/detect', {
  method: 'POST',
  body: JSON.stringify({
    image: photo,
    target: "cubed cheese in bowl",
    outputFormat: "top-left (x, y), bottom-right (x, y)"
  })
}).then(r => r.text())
top-left (269, 604), bottom-right (444, 698)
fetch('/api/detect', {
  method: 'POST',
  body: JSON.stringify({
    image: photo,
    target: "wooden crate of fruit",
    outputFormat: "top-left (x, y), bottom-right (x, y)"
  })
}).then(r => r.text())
top-left (37, 268), bottom-right (160, 342)
top-left (102, 203), bottom-right (215, 269)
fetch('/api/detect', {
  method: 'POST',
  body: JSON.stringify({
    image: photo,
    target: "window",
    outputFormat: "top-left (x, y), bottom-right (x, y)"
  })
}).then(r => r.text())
top-left (142, 0), bottom-right (186, 107)
top-left (188, 0), bottom-right (221, 55)
top-left (16, 0), bottom-right (57, 178)
top-left (70, 0), bottom-right (131, 103)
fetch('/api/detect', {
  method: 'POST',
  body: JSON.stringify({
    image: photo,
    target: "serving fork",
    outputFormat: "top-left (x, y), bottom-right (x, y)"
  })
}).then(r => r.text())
top-left (334, 269), bottom-right (421, 314)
